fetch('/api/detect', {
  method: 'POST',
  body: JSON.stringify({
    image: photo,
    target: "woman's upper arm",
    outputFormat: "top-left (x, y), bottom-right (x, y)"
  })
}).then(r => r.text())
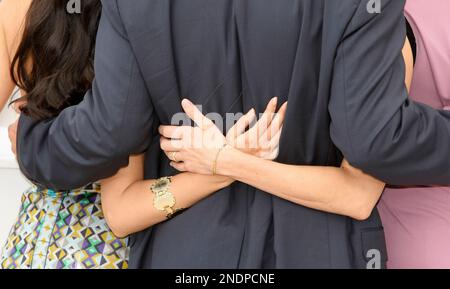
top-left (0, 12), bottom-right (15, 110)
top-left (101, 154), bottom-right (145, 196)
top-left (402, 37), bottom-right (414, 92)
top-left (0, 0), bottom-right (31, 109)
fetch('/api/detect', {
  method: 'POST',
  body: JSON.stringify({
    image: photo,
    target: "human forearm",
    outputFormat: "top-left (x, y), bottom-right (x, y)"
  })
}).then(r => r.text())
top-left (157, 99), bottom-right (384, 220)
top-left (102, 172), bottom-right (233, 238)
top-left (217, 148), bottom-right (385, 220)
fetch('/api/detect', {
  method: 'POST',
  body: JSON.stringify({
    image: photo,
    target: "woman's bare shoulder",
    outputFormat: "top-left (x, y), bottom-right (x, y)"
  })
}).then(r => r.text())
top-left (0, 0), bottom-right (31, 54)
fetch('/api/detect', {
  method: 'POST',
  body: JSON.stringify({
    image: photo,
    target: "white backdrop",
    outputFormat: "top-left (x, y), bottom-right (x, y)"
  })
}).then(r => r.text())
top-left (0, 101), bottom-right (30, 248)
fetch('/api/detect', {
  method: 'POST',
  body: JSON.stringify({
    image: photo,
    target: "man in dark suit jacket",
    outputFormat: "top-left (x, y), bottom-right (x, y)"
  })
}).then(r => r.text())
top-left (14, 0), bottom-right (450, 268)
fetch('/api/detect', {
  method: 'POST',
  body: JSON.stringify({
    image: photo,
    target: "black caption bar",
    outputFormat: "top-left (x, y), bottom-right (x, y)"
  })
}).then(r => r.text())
top-left (0, 269), bottom-right (423, 288)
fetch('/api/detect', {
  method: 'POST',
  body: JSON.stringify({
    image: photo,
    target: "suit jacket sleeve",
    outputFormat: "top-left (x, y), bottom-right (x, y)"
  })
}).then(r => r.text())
top-left (17, 0), bottom-right (155, 190)
top-left (329, 0), bottom-right (450, 185)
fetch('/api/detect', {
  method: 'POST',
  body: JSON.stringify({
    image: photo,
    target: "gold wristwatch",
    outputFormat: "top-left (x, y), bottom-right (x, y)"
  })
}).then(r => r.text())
top-left (151, 177), bottom-right (184, 219)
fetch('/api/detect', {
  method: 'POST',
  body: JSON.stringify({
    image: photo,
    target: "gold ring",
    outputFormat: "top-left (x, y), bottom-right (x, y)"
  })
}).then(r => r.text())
top-left (171, 152), bottom-right (178, 162)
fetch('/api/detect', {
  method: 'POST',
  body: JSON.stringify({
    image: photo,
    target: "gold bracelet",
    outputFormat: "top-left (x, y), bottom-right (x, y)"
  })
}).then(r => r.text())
top-left (151, 177), bottom-right (185, 219)
top-left (212, 143), bottom-right (228, 175)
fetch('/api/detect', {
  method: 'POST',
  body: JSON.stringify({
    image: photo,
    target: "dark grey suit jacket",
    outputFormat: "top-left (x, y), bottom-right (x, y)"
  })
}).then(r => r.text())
top-left (16, 0), bottom-right (450, 268)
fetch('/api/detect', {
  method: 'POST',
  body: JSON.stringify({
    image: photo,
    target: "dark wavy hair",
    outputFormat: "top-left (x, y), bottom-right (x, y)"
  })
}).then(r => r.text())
top-left (10, 0), bottom-right (102, 120)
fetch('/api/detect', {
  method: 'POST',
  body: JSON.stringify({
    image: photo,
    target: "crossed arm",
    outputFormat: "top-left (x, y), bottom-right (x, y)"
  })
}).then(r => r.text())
top-left (101, 155), bottom-right (233, 238)
top-left (152, 40), bottom-right (414, 224)
top-left (103, 97), bottom-right (385, 240)
top-left (102, 65), bottom-right (409, 238)
top-left (158, 101), bottom-right (385, 222)
top-left (101, 99), bottom-right (284, 237)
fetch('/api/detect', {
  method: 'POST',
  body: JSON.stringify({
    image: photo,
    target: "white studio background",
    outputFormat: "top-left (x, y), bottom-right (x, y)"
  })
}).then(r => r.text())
top-left (0, 90), bottom-right (30, 248)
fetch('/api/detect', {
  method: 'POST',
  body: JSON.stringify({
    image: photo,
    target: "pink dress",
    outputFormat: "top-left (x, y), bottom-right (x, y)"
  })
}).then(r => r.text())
top-left (377, 0), bottom-right (450, 269)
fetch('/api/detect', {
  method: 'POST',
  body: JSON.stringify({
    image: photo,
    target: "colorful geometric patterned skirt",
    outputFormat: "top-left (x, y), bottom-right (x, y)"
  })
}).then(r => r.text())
top-left (0, 184), bottom-right (129, 269)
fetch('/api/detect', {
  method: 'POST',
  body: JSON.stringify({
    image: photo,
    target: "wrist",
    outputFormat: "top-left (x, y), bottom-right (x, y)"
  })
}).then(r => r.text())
top-left (210, 173), bottom-right (235, 187)
top-left (215, 146), bottom-right (246, 178)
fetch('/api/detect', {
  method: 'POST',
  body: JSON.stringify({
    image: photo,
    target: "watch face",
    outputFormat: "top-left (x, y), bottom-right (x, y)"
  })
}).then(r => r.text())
top-left (154, 193), bottom-right (176, 211)
top-left (153, 178), bottom-right (171, 192)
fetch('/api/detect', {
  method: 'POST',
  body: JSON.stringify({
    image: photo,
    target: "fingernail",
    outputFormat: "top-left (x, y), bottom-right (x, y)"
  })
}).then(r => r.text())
top-left (182, 98), bottom-right (191, 106)
top-left (272, 97), bottom-right (278, 106)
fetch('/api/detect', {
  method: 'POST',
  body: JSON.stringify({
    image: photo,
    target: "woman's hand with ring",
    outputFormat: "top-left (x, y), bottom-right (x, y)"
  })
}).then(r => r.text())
top-left (159, 99), bottom-right (228, 175)
top-left (159, 98), bottom-right (288, 175)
